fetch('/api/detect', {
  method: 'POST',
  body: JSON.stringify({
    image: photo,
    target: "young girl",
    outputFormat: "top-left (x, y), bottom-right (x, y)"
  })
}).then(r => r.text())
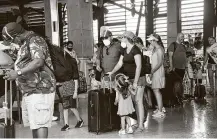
top-left (114, 73), bottom-right (135, 135)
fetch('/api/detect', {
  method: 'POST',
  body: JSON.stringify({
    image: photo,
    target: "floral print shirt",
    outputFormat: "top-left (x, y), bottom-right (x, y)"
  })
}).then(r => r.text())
top-left (14, 33), bottom-right (56, 96)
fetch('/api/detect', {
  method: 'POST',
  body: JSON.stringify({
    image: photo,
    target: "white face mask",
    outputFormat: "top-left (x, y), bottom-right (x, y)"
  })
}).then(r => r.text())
top-left (103, 39), bottom-right (110, 46)
top-left (148, 44), bottom-right (154, 51)
top-left (121, 42), bottom-right (127, 48)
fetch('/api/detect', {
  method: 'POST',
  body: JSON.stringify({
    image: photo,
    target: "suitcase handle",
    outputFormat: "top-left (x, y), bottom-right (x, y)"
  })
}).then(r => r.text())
top-left (3, 80), bottom-right (13, 126)
top-left (101, 74), bottom-right (112, 94)
top-left (90, 101), bottom-right (95, 118)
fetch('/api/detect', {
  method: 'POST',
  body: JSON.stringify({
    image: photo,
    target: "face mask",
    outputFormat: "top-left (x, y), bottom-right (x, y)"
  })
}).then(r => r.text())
top-left (148, 44), bottom-right (154, 51)
top-left (121, 42), bottom-right (127, 48)
top-left (67, 48), bottom-right (73, 51)
top-left (103, 39), bottom-right (110, 46)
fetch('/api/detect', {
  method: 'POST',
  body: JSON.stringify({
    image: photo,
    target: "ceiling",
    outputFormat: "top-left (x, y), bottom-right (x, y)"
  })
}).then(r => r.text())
top-left (0, 0), bottom-right (42, 6)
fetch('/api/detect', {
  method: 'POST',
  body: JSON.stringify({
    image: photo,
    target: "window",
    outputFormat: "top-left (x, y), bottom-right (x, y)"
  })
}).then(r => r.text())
top-left (104, 0), bottom-right (146, 43)
top-left (181, 0), bottom-right (204, 38)
top-left (153, 0), bottom-right (167, 49)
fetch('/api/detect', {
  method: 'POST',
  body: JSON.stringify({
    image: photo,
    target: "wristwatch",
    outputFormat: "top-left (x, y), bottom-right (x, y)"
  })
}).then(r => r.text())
top-left (17, 70), bottom-right (22, 76)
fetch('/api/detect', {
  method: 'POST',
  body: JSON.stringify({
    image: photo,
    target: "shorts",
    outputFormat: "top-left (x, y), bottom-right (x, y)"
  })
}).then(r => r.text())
top-left (61, 96), bottom-right (77, 109)
top-left (129, 76), bottom-right (146, 87)
top-left (58, 85), bottom-right (77, 109)
top-left (22, 93), bottom-right (55, 130)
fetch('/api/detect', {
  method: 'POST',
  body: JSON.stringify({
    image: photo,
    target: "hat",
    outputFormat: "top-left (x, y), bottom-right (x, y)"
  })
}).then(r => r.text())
top-left (2, 22), bottom-right (24, 40)
top-left (147, 34), bottom-right (159, 41)
top-left (100, 26), bottom-right (112, 38)
top-left (119, 31), bottom-right (137, 40)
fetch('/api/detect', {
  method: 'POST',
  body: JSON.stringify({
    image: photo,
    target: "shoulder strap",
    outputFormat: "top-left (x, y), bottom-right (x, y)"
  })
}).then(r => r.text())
top-left (173, 42), bottom-right (177, 53)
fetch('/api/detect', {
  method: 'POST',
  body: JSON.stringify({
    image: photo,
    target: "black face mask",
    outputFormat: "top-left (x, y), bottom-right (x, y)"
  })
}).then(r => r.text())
top-left (67, 48), bottom-right (73, 51)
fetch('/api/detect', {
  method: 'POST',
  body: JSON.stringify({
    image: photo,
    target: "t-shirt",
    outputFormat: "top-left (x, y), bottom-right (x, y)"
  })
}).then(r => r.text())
top-left (121, 45), bottom-right (143, 79)
top-left (97, 40), bottom-right (122, 73)
top-left (168, 42), bottom-right (187, 69)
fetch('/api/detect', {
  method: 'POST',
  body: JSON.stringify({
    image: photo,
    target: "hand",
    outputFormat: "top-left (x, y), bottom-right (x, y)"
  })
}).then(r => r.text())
top-left (106, 72), bottom-right (113, 77)
top-left (73, 92), bottom-right (78, 99)
top-left (3, 70), bottom-right (18, 81)
top-left (168, 67), bottom-right (174, 72)
top-left (149, 74), bottom-right (153, 80)
top-left (114, 99), bottom-right (118, 105)
top-left (133, 82), bottom-right (138, 89)
top-left (96, 65), bottom-right (102, 72)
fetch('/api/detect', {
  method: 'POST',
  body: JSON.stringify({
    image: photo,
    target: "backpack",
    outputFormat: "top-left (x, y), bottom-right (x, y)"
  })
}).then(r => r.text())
top-left (141, 54), bottom-right (151, 74)
top-left (25, 33), bottom-right (75, 83)
top-left (164, 42), bottom-right (177, 72)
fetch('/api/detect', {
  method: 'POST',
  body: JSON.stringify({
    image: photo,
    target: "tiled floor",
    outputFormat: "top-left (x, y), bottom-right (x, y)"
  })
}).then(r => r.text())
top-left (16, 95), bottom-right (217, 138)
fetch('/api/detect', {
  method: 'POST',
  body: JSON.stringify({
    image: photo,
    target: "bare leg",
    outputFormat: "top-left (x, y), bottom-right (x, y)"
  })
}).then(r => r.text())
top-left (153, 89), bottom-right (163, 112)
top-left (32, 127), bottom-right (48, 138)
top-left (135, 87), bottom-right (145, 129)
top-left (70, 108), bottom-right (82, 121)
top-left (63, 109), bottom-right (69, 125)
top-left (120, 116), bottom-right (126, 130)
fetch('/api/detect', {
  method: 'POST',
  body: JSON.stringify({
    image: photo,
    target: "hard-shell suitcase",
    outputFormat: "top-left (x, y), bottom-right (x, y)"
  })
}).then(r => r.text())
top-left (88, 75), bottom-right (120, 134)
top-left (0, 80), bottom-right (15, 138)
top-left (194, 79), bottom-right (206, 101)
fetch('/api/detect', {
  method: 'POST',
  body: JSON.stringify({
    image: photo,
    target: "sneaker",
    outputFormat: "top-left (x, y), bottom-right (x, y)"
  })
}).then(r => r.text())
top-left (52, 116), bottom-right (58, 121)
top-left (61, 124), bottom-right (70, 131)
top-left (152, 111), bottom-right (165, 118)
top-left (134, 127), bottom-right (144, 133)
top-left (153, 107), bottom-right (166, 113)
top-left (118, 129), bottom-right (126, 135)
top-left (127, 126), bottom-right (134, 134)
top-left (75, 120), bottom-right (84, 128)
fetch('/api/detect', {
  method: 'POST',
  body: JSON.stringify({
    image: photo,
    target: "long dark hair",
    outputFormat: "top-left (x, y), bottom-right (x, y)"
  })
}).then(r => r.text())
top-left (153, 34), bottom-right (164, 49)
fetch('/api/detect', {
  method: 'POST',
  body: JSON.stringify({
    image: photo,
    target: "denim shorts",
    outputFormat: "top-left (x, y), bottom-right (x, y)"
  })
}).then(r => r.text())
top-left (129, 76), bottom-right (146, 87)
top-left (22, 93), bottom-right (55, 130)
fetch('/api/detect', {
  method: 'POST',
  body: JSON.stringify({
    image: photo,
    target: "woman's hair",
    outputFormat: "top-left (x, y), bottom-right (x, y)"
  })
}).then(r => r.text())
top-left (126, 37), bottom-right (134, 45)
top-left (152, 34), bottom-right (164, 48)
top-left (135, 37), bottom-right (144, 45)
top-left (67, 41), bottom-right (73, 46)
top-left (208, 36), bottom-right (216, 41)
top-left (115, 75), bottom-right (130, 99)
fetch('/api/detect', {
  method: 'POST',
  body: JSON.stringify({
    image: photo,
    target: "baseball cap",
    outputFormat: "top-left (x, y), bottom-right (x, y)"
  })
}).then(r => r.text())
top-left (118, 31), bottom-right (137, 40)
top-left (100, 26), bottom-right (112, 38)
top-left (2, 22), bottom-right (24, 40)
top-left (147, 34), bottom-right (159, 41)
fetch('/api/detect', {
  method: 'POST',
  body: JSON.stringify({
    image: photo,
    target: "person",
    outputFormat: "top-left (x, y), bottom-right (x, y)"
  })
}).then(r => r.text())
top-left (168, 33), bottom-right (187, 80)
top-left (59, 45), bottom-right (84, 131)
top-left (114, 74), bottom-right (135, 135)
top-left (2, 22), bottom-right (55, 138)
top-left (64, 41), bottom-right (80, 65)
top-left (147, 34), bottom-right (165, 118)
top-left (96, 26), bottom-right (122, 82)
top-left (202, 36), bottom-right (217, 95)
top-left (107, 31), bottom-right (145, 132)
top-left (135, 38), bottom-right (153, 107)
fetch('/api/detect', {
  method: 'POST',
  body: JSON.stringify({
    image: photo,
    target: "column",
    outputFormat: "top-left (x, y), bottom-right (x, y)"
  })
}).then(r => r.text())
top-left (44, 0), bottom-right (60, 46)
top-left (167, 0), bottom-right (181, 47)
top-left (67, 0), bottom-right (93, 83)
top-left (204, 0), bottom-right (215, 50)
top-left (146, 0), bottom-right (153, 36)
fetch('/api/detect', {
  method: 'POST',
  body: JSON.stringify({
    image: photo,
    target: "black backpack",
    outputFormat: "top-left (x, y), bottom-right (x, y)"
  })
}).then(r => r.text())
top-left (25, 33), bottom-right (75, 82)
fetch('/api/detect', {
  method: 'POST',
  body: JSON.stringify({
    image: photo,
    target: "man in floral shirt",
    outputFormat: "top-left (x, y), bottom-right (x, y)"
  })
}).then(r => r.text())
top-left (2, 22), bottom-right (56, 138)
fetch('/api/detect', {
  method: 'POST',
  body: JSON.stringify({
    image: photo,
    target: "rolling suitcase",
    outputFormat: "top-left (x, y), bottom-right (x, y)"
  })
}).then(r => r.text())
top-left (0, 80), bottom-right (15, 138)
top-left (88, 75), bottom-right (120, 134)
top-left (194, 79), bottom-right (206, 101)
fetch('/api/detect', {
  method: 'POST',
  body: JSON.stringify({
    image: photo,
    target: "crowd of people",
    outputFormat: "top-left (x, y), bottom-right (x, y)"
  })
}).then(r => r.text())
top-left (0, 21), bottom-right (216, 138)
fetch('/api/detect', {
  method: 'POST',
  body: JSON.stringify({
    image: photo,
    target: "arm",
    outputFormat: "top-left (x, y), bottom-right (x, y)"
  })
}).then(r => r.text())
top-left (202, 51), bottom-right (208, 68)
top-left (110, 55), bottom-right (124, 74)
top-left (133, 54), bottom-right (142, 84)
top-left (168, 51), bottom-right (174, 69)
top-left (74, 79), bottom-right (78, 94)
top-left (20, 59), bottom-right (44, 74)
top-left (151, 49), bottom-right (164, 74)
